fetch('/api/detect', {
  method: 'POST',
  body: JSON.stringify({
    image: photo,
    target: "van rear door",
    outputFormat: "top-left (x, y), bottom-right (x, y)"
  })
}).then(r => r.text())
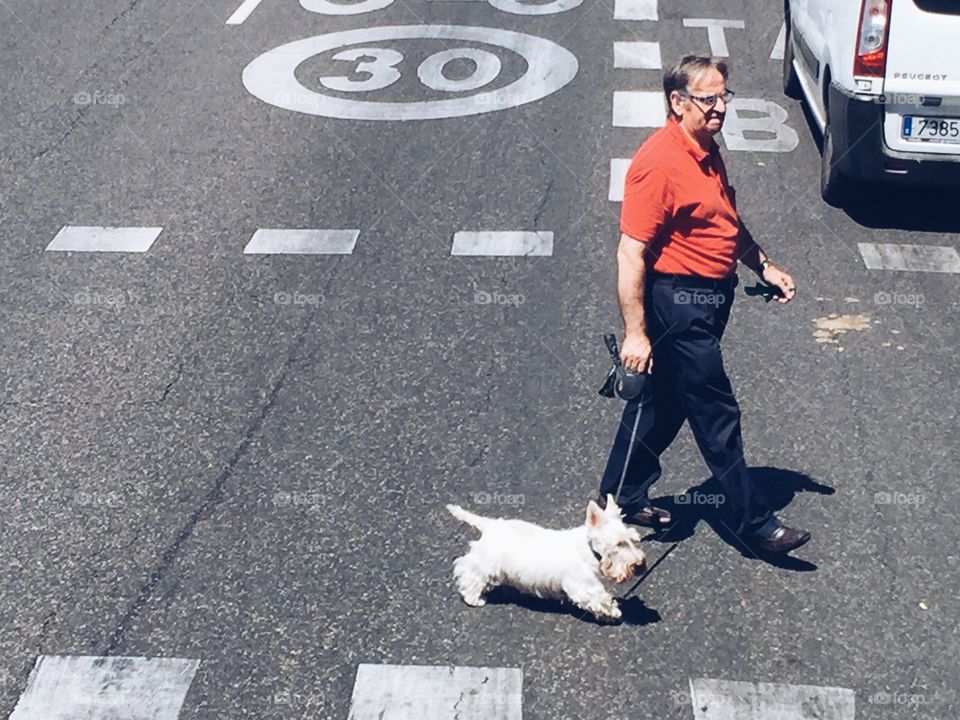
top-left (883, 0), bottom-right (960, 154)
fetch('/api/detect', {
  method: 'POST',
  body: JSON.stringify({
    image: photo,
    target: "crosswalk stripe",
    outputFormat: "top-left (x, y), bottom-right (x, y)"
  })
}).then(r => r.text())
top-left (612, 90), bottom-right (666, 128)
top-left (614, 41), bottom-right (662, 69)
top-left (614, 0), bottom-right (658, 21)
top-left (609, 158), bottom-right (631, 202)
top-left (243, 228), bottom-right (360, 254)
top-left (9, 655), bottom-right (200, 720)
top-left (46, 226), bottom-right (162, 253)
top-left (689, 678), bottom-right (855, 720)
top-left (347, 664), bottom-right (522, 720)
top-left (225, 0), bottom-right (265, 24)
top-left (451, 231), bottom-right (553, 257)
top-left (857, 242), bottom-right (960, 273)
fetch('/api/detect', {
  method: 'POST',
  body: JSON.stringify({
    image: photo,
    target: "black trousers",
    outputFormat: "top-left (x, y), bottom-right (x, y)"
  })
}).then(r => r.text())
top-left (599, 273), bottom-right (772, 536)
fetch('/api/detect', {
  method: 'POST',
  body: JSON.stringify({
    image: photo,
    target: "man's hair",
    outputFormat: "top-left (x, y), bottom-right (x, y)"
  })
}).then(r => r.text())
top-left (663, 55), bottom-right (729, 118)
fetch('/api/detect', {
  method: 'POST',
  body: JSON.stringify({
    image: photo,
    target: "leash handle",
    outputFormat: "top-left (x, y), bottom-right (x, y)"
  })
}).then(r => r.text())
top-left (603, 333), bottom-right (622, 366)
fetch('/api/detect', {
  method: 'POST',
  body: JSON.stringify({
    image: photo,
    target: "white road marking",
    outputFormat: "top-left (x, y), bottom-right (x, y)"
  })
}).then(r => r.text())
top-left (771, 21), bottom-right (786, 60)
top-left (347, 664), bottom-right (523, 720)
top-left (226, 0), bottom-right (265, 24)
top-left (614, 0), bottom-right (658, 21)
top-left (451, 231), bottom-right (553, 257)
top-left (301, 0), bottom-right (394, 14)
top-left (243, 229), bottom-right (359, 255)
top-left (682, 18), bottom-right (745, 57)
top-left (858, 242), bottom-right (960, 273)
top-left (9, 655), bottom-right (200, 720)
top-left (612, 91), bottom-right (666, 128)
top-left (613, 41), bottom-right (661, 69)
top-left (46, 225), bottom-right (162, 253)
top-left (609, 158), bottom-right (631, 202)
top-left (689, 678), bottom-right (855, 720)
top-left (721, 98), bottom-right (799, 152)
top-left (243, 26), bottom-right (579, 121)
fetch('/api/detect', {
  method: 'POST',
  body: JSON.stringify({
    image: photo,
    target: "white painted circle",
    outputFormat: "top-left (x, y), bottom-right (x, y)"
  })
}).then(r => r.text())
top-left (300, 0), bottom-right (394, 15)
top-left (416, 48), bottom-right (502, 93)
top-left (488, 0), bottom-right (583, 15)
top-left (242, 25), bottom-right (579, 121)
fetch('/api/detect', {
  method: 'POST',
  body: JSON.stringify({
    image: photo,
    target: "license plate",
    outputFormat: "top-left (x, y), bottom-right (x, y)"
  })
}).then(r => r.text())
top-left (902, 116), bottom-right (960, 143)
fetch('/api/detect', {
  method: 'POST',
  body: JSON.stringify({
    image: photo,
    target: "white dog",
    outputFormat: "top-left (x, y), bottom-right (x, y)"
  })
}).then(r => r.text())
top-left (446, 495), bottom-right (647, 621)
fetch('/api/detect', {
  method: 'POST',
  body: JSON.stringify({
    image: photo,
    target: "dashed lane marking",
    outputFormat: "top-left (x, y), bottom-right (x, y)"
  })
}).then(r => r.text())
top-left (243, 228), bottom-right (360, 254)
top-left (451, 231), bottom-right (553, 257)
top-left (614, 0), bottom-right (658, 21)
top-left (226, 0), bottom-right (265, 24)
top-left (613, 41), bottom-right (661, 69)
top-left (9, 655), bottom-right (200, 720)
top-left (612, 90), bottom-right (666, 128)
top-left (609, 158), bottom-right (631, 202)
top-left (347, 664), bottom-right (523, 720)
top-left (689, 678), bottom-right (855, 720)
top-left (46, 226), bottom-right (162, 253)
top-left (858, 242), bottom-right (960, 273)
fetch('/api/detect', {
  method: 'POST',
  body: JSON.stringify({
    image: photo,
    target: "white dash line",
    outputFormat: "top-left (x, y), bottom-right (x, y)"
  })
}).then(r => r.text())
top-left (348, 664), bottom-right (523, 720)
top-left (858, 242), bottom-right (960, 273)
top-left (609, 158), bottom-right (631, 202)
top-left (243, 228), bottom-right (359, 255)
top-left (614, 41), bottom-right (662, 69)
top-left (689, 678), bottom-right (855, 720)
top-left (46, 225), bottom-right (162, 253)
top-left (226, 0), bottom-right (265, 25)
top-left (452, 231), bottom-right (553, 257)
top-left (614, 0), bottom-right (658, 21)
top-left (10, 655), bottom-right (200, 720)
top-left (612, 90), bottom-right (666, 128)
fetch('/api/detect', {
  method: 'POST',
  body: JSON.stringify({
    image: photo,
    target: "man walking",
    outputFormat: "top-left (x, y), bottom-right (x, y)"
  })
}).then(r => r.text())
top-left (598, 55), bottom-right (810, 554)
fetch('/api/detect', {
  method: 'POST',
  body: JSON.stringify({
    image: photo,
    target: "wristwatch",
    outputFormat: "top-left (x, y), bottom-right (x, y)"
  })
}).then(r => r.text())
top-left (759, 258), bottom-right (773, 275)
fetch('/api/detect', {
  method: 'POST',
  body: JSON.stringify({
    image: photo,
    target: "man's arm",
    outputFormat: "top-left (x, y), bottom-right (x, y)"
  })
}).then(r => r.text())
top-left (737, 219), bottom-right (797, 304)
top-left (617, 232), bottom-right (654, 372)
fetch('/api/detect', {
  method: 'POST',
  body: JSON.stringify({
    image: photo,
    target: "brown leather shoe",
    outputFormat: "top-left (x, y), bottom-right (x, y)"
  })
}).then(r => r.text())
top-left (749, 524), bottom-right (811, 553)
top-left (596, 494), bottom-right (672, 528)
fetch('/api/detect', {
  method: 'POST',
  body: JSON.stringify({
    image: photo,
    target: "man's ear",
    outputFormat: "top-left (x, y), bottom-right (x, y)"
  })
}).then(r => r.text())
top-left (586, 500), bottom-right (604, 527)
top-left (668, 90), bottom-right (685, 117)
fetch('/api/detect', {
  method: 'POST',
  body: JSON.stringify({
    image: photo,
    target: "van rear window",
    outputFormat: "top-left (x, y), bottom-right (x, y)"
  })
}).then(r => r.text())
top-left (914, 0), bottom-right (960, 14)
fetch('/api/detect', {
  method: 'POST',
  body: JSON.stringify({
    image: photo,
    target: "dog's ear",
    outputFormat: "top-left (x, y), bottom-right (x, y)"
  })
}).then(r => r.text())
top-left (604, 494), bottom-right (620, 514)
top-left (586, 500), bottom-right (605, 527)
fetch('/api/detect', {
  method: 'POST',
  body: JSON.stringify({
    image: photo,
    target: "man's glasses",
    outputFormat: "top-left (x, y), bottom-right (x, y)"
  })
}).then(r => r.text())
top-left (681, 89), bottom-right (735, 108)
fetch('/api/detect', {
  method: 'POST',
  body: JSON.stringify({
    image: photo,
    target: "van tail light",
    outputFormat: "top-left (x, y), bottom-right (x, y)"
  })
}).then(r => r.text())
top-left (854, 0), bottom-right (891, 77)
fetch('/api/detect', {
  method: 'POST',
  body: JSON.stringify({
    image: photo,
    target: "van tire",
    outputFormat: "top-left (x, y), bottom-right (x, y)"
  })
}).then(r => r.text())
top-left (782, 16), bottom-right (802, 99)
top-left (820, 123), bottom-right (847, 206)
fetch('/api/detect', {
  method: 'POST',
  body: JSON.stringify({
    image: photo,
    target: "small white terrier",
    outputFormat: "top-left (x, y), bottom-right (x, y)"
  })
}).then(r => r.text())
top-left (446, 495), bottom-right (647, 621)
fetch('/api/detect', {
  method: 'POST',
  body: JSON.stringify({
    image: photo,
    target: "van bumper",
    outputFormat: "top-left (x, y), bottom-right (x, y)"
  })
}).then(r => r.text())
top-left (829, 82), bottom-right (960, 187)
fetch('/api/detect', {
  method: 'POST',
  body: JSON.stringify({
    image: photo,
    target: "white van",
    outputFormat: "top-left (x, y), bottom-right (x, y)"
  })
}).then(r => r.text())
top-left (783, 0), bottom-right (960, 204)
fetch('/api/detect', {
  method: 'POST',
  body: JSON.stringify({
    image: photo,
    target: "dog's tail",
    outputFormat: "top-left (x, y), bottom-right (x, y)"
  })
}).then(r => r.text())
top-left (446, 504), bottom-right (490, 532)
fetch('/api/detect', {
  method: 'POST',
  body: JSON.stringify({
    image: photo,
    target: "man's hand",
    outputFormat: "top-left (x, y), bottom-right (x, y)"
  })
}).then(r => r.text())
top-left (761, 264), bottom-right (797, 304)
top-left (621, 333), bottom-right (653, 373)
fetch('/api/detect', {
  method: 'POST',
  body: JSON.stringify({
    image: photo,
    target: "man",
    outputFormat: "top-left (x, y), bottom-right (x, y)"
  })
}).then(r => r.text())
top-left (597, 55), bottom-right (810, 554)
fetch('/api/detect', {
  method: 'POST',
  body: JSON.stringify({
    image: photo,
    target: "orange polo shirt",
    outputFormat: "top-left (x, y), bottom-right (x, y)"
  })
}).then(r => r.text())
top-left (620, 117), bottom-right (744, 279)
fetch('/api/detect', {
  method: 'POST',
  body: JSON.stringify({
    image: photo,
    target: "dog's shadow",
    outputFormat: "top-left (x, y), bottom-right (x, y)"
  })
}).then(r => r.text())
top-left (484, 587), bottom-right (661, 626)
top-left (644, 466), bottom-right (833, 572)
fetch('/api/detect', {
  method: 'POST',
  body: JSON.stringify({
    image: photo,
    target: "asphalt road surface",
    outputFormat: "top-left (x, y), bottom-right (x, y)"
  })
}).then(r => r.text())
top-left (1, 0), bottom-right (958, 718)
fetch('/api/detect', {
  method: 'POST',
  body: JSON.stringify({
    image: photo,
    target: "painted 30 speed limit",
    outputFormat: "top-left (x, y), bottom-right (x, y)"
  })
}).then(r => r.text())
top-left (242, 25), bottom-right (579, 121)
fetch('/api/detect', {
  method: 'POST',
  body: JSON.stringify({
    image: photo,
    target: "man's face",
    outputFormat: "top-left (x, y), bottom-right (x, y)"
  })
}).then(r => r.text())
top-left (671, 67), bottom-right (728, 138)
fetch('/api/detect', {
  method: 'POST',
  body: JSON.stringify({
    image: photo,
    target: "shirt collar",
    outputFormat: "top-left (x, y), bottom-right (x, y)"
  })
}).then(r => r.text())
top-left (666, 117), bottom-right (716, 165)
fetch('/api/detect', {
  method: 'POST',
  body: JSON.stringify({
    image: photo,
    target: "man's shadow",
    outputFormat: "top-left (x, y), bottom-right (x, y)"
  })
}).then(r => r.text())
top-left (646, 466), bottom-right (833, 572)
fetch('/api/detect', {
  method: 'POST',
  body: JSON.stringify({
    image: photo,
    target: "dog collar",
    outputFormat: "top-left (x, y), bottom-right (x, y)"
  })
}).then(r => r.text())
top-left (590, 546), bottom-right (603, 563)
